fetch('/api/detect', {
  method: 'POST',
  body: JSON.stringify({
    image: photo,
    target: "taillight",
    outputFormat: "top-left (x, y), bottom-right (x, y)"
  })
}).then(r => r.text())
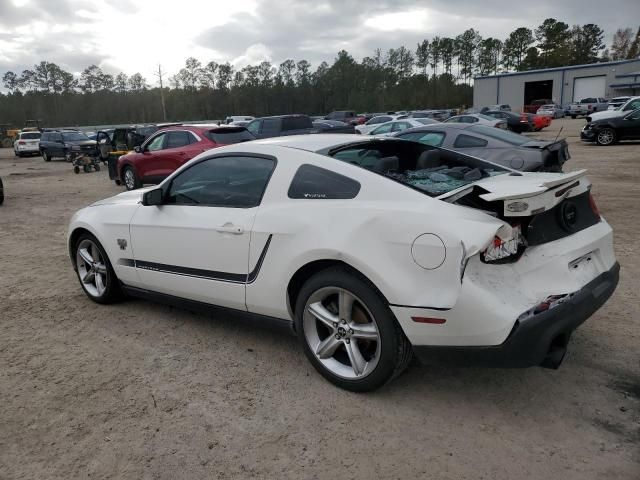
top-left (18, 141), bottom-right (26, 145)
top-left (588, 192), bottom-right (601, 219)
top-left (482, 225), bottom-right (526, 263)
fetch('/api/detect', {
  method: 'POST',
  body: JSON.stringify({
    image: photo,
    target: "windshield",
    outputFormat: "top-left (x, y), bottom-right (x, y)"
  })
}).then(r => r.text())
top-left (204, 128), bottom-right (254, 144)
top-left (21, 132), bottom-right (41, 139)
top-left (468, 125), bottom-right (531, 145)
top-left (62, 132), bottom-right (90, 142)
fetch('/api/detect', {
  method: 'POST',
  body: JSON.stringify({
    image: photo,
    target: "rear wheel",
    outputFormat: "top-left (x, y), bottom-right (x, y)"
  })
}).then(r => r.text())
top-left (295, 267), bottom-right (412, 392)
top-left (571, 115), bottom-right (577, 119)
top-left (74, 234), bottom-right (123, 304)
top-left (122, 166), bottom-right (141, 190)
top-left (74, 166), bottom-right (80, 174)
top-left (0, 177), bottom-right (4, 205)
top-left (94, 163), bottom-right (101, 172)
top-left (596, 128), bottom-right (616, 146)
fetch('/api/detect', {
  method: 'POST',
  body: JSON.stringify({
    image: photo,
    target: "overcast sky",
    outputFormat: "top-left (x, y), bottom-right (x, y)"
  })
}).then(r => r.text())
top-left (1, 0), bottom-right (639, 84)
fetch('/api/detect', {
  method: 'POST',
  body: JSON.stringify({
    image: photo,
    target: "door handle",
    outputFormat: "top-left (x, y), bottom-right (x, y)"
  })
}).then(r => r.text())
top-left (215, 223), bottom-right (244, 234)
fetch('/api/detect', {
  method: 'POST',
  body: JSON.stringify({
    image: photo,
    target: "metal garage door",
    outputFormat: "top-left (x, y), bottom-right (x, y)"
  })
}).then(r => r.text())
top-left (573, 76), bottom-right (606, 102)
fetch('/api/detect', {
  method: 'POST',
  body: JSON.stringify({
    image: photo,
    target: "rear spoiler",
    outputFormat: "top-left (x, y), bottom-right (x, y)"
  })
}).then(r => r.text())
top-left (479, 169), bottom-right (588, 202)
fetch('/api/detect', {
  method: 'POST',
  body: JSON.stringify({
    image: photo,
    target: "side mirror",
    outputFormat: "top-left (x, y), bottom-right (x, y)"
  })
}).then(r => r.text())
top-left (142, 188), bottom-right (163, 206)
top-left (134, 146), bottom-right (142, 153)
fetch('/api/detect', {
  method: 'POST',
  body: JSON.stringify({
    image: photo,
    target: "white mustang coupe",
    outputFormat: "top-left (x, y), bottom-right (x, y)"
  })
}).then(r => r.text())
top-left (68, 134), bottom-right (619, 391)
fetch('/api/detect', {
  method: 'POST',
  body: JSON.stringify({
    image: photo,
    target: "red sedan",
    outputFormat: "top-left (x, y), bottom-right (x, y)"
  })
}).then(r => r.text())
top-left (116, 125), bottom-right (254, 190)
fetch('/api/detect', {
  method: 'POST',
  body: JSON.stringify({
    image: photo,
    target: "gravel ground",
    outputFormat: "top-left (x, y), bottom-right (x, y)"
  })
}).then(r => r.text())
top-left (0, 118), bottom-right (638, 479)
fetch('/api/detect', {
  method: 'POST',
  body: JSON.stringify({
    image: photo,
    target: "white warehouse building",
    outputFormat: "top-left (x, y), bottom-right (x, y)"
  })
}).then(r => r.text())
top-left (473, 59), bottom-right (640, 110)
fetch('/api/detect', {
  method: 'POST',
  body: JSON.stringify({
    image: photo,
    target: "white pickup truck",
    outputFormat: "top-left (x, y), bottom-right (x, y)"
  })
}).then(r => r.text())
top-left (567, 97), bottom-right (609, 118)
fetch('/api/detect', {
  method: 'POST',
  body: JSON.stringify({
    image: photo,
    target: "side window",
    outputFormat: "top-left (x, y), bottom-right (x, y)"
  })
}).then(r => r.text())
top-left (166, 156), bottom-right (275, 207)
top-left (41, 133), bottom-right (50, 142)
top-left (625, 100), bottom-right (640, 111)
top-left (54, 133), bottom-right (63, 142)
top-left (146, 133), bottom-right (166, 152)
top-left (417, 132), bottom-right (445, 146)
top-left (165, 131), bottom-right (192, 149)
top-left (453, 134), bottom-right (488, 148)
top-left (288, 164), bottom-right (360, 199)
top-left (392, 122), bottom-right (411, 132)
top-left (262, 118), bottom-right (280, 135)
top-left (372, 123), bottom-right (393, 134)
top-left (370, 116), bottom-right (390, 125)
top-left (246, 120), bottom-right (261, 135)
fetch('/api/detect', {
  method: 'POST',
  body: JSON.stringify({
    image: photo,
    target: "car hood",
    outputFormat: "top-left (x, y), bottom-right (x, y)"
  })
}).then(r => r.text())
top-left (588, 110), bottom-right (625, 121)
top-left (90, 186), bottom-right (155, 206)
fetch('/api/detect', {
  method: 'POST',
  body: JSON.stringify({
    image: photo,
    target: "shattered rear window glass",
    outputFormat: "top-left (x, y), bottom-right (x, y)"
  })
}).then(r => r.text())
top-left (387, 165), bottom-right (505, 196)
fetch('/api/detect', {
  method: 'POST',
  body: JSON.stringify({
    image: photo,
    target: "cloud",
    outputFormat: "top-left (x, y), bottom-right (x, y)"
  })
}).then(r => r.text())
top-left (0, 0), bottom-right (639, 83)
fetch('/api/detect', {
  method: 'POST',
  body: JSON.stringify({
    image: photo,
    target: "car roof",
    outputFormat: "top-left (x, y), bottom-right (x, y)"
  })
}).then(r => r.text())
top-left (251, 133), bottom-right (380, 152)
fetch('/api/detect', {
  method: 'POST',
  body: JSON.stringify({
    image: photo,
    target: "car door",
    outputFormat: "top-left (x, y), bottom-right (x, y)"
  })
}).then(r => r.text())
top-left (137, 132), bottom-right (172, 180)
top-left (246, 119), bottom-right (262, 138)
top-left (618, 110), bottom-right (640, 139)
top-left (163, 130), bottom-right (198, 171)
top-left (129, 154), bottom-right (277, 310)
top-left (51, 133), bottom-right (65, 156)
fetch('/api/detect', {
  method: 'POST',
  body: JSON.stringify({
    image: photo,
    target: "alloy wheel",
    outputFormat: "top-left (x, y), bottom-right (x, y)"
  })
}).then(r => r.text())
top-left (597, 129), bottom-right (614, 145)
top-left (76, 239), bottom-right (108, 298)
top-left (303, 287), bottom-right (381, 379)
top-left (124, 168), bottom-right (135, 190)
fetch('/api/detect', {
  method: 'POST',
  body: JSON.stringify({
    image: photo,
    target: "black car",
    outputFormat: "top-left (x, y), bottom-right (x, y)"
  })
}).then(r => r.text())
top-left (246, 115), bottom-right (314, 139)
top-left (581, 109), bottom-right (640, 146)
top-left (39, 130), bottom-right (97, 161)
top-left (483, 110), bottom-right (534, 133)
top-left (312, 120), bottom-right (355, 134)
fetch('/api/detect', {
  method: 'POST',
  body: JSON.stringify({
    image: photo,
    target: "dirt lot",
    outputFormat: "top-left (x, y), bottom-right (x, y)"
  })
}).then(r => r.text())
top-left (0, 118), bottom-right (638, 479)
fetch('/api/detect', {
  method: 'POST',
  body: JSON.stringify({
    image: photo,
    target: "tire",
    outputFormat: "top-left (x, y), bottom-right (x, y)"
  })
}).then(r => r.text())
top-left (94, 163), bottom-right (101, 172)
top-left (83, 164), bottom-right (91, 173)
top-left (571, 115), bottom-right (576, 119)
top-left (122, 166), bottom-right (141, 190)
top-left (74, 233), bottom-right (123, 304)
top-left (74, 166), bottom-right (80, 174)
top-left (0, 177), bottom-right (4, 205)
top-left (42, 151), bottom-right (51, 162)
top-left (596, 128), bottom-right (616, 146)
top-left (295, 267), bottom-right (412, 392)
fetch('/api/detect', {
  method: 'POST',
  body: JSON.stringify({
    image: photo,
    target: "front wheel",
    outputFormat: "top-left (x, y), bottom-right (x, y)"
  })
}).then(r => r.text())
top-left (74, 233), bottom-right (123, 304)
top-left (122, 166), bottom-right (141, 190)
top-left (295, 267), bottom-right (412, 392)
top-left (596, 128), bottom-right (616, 146)
top-left (42, 151), bottom-right (51, 162)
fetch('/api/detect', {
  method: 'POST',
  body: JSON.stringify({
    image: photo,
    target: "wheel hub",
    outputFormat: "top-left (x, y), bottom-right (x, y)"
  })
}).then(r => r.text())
top-left (302, 287), bottom-right (381, 379)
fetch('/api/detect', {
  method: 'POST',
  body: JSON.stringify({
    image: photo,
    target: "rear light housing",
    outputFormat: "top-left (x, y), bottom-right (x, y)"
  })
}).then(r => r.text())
top-left (482, 225), bottom-right (526, 264)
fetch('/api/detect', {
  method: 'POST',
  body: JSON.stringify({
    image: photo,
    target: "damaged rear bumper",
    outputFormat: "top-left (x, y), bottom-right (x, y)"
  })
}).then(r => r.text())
top-left (412, 262), bottom-right (619, 368)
